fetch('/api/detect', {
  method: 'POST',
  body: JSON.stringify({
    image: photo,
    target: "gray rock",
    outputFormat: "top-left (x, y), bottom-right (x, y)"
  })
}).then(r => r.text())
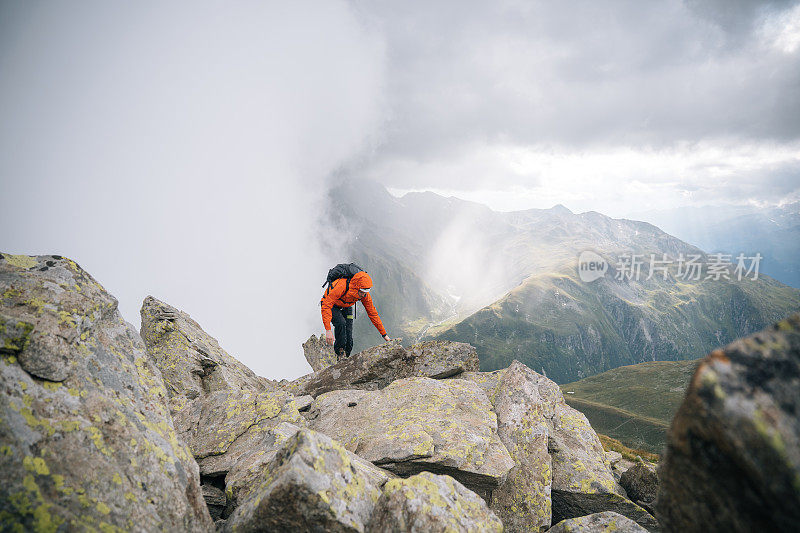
top-left (222, 428), bottom-right (390, 533)
top-left (202, 483), bottom-right (227, 521)
top-left (308, 377), bottom-right (514, 498)
top-left (546, 511), bottom-right (649, 532)
top-left (549, 401), bottom-right (658, 531)
top-left (481, 362), bottom-right (553, 532)
top-left (365, 472), bottom-right (503, 533)
top-left (620, 458), bottom-right (658, 504)
top-left (657, 313), bottom-right (800, 533)
top-left (286, 339), bottom-right (479, 398)
top-left (172, 388), bottom-right (305, 476)
top-left (140, 296), bottom-right (305, 478)
top-left (303, 333), bottom-right (337, 372)
top-left (140, 295), bottom-right (273, 399)
top-left (0, 253), bottom-right (213, 531)
top-left (461, 361), bottom-right (656, 531)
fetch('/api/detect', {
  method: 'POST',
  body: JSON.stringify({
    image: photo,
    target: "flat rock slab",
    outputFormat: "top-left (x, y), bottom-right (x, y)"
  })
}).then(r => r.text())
top-left (222, 428), bottom-right (390, 533)
top-left (657, 313), bottom-right (800, 532)
top-left (0, 254), bottom-right (213, 531)
top-left (366, 472), bottom-right (503, 533)
top-left (286, 340), bottom-right (479, 398)
top-left (546, 511), bottom-right (650, 533)
top-left (308, 377), bottom-right (514, 497)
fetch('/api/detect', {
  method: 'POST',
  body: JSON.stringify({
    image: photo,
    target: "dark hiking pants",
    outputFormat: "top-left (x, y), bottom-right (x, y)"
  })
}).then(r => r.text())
top-left (331, 305), bottom-right (354, 358)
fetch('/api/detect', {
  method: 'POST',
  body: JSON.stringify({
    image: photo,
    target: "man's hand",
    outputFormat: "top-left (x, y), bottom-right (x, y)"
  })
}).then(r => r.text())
top-left (325, 330), bottom-right (334, 345)
top-left (383, 334), bottom-right (391, 342)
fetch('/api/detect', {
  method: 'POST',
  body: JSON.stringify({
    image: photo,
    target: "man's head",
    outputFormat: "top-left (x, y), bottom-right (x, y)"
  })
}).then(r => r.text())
top-left (358, 287), bottom-right (370, 297)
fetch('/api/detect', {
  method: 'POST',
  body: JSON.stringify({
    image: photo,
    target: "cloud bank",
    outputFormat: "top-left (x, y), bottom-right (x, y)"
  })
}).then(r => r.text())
top-left (0, 1), bottom-right (385, 379)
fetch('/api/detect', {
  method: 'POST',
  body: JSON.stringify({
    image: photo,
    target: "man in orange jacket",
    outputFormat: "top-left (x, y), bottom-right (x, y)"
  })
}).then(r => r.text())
top-left (320, 271), bottom-right (391, 359)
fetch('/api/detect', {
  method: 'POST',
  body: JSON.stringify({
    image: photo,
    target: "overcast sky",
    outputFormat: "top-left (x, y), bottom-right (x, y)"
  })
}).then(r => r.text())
top-left (1, 1), bottom-right (798, 379)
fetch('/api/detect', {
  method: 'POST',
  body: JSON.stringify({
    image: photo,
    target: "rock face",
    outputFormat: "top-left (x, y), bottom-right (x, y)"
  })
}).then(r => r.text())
top-left (546, 511), bottom-right (649, 533)
top-left (0, 254), bottom-right (213, 531)
top-left (140, 296), bottom-right (308, 521)
top-left (303, 333), bottom-right (337, 372)
top-left (620, 458), bottom-right (658, 504)
top-left (366, 472), bottom-right (503, 533)
top-left (461, 364), bottom-right (553, 532)
top-left (657, 313), bottom-right (800, 532)
top-left (548, 398), bottom-right (657, 531)
top-left (172, 388), bottom-right (304, 476)
top-left (286, 339), bottom-right (479, 398)
top-left (307, 377), bottom-right (514, 498)
top-left (460, 362), bottom-right (656, 532)
top-left (223, 428), bottom-right (390, 533)
top-left (140, 295), bottom-right (272, 398)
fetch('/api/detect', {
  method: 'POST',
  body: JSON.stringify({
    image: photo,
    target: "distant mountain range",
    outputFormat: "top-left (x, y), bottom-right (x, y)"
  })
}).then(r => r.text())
top-left (327, 179), bottom-right (800, 383)
top-left (627, 203), bottom-right (800, 288)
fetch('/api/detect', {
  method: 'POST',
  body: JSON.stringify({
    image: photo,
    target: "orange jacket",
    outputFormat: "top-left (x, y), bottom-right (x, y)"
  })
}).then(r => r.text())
top-left (320, 271), bottom-right (387, 336)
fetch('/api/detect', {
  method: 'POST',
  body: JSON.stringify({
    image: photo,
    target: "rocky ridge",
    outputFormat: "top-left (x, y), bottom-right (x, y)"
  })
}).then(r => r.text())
top-left (2, 252), bottom-right (797, 532)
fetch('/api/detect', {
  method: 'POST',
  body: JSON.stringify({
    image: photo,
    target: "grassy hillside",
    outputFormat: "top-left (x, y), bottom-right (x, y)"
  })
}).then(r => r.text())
top-left (559, 359), bottom-right (700, 453)
top-left (434, 260), bottom-right (800, 383)
top-left (330, 178), bottom-right (800, 383)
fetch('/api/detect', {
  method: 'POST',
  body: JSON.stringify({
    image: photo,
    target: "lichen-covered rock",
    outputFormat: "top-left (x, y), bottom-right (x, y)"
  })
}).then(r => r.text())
top-left (303, 333), bottom-right (337, 372)
top-left (222, 422), bottom-right (306, 511)
top-left (307, 377), bottom-right (514, 498)
top-left (549, 401), bottom-right (657, 531)
top-left (471, 362), bottom-right (552, 532)
top-left (620, 457), bottom-right (658, 504)
top-left (461, 361), bottom-right (655, 531)
top-left (0, 253), bottom-right (213, 531)
top-left (365, 472), bottom-right (503, 533)
top-left (172, 388), bottom-right (305, 476)
top-left (286, 339), bottom-right (479, 398)
top-left (140, 296), bottom-right (305, 477)
top-left (222, 428), bottom-right (390, 533)
top-left (140, 295), bottom-right (272, 398)
top-left (657, 313), bottom-right (800, 533)
top-left (546, 511), bottom-right (649, 532)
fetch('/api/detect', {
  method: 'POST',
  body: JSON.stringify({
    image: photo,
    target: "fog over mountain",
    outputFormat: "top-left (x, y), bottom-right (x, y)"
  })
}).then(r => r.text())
top-left (2, 1), bottom-right (798, 379)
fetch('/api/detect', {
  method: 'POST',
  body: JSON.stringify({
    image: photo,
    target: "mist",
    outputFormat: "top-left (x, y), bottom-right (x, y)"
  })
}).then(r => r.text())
top-left (0, 1), bottom-right (385, 380)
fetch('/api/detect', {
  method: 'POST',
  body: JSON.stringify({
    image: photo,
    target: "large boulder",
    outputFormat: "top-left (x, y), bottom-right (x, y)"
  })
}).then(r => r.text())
top-left (460, 362), bottom-right (656, 532)
top-left (172, 388), bottom-right (305, 476)
top-left (464, 363), bottom-right (553, 532)
top-left (140, 296), bottom-right (306, 478)
top-left (222, 428), bottom-right (391, 533)
top-left (0, 254), bottom-right (213, 531)
top-left (549, 398), bottom-right (657, 531)
top-left (657, 313), bottom-right (800, 532)
top-left (366, 472), bottom-right (504, 533)
top-left (546, 511), bottom-right (649, 533)
top-left (303, 333), bottom-right (337, 372)
top-left (620, 457), bottom-right (658, 504)
top-left (307, 377), bottom-right (514, 498)
top-left (285, 339), bottom-right (479, 398)
top-left (140, 295), bottom-right (272, 397)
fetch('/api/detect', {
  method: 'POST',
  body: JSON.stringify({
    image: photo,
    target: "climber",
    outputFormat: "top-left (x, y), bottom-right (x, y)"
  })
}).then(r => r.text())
top-left (320, 270), bottom-right (391, 359)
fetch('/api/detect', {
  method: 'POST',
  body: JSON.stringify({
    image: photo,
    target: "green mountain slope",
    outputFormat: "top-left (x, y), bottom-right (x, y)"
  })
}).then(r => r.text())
top-left (434, 260), bottom-right (800, 383)
top-left (559, 360), bottom-right (700, 453)
top-left (328, 178), bottom-right (800, 381)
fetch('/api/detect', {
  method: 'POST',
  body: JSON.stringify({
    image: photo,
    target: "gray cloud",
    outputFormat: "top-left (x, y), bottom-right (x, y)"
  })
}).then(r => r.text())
top-left (347, 0), bottom-right (800, 190)
top-left (0, 1), bottom-right (386, 380)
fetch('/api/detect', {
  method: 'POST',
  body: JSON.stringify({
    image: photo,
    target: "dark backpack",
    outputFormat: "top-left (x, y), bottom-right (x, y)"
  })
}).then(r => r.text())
top-left (321, 263), bottom-right (365, 317)
top-left (322, 263), bottom-right (364, 288)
